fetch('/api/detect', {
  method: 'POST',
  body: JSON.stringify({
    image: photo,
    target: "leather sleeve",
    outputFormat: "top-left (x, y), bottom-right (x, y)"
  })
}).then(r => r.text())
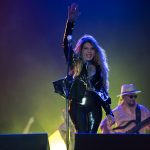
top-left (62, 20), bottom-right (75, 66)
top-left (97, 89), bottom-right (114, 116)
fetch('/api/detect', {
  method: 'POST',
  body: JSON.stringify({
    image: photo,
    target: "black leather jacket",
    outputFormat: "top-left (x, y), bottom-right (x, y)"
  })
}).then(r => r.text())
top-left (53, 20), bottom-right (113, 116)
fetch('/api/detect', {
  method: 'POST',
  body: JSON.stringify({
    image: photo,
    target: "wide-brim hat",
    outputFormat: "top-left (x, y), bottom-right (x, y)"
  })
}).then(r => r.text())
top-left (117, 84), bottom-right (141, 97)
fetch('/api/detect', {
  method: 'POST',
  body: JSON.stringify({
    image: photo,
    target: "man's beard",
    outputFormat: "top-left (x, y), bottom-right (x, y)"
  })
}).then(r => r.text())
top-left (127, 101), bottom-right (136, 107)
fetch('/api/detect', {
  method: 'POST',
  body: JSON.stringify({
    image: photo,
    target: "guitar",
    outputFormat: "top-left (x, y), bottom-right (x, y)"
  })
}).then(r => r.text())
top-left (112, 117), bottom-right (150, 134)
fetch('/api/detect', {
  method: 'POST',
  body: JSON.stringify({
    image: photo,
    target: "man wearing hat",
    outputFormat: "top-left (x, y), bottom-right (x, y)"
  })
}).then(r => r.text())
top-left (100, 84), bottom-right (150, 134)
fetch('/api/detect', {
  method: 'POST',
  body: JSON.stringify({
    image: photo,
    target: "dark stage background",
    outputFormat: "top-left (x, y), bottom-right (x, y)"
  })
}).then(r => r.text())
top-left (0, 0), bottom-right (150, 136)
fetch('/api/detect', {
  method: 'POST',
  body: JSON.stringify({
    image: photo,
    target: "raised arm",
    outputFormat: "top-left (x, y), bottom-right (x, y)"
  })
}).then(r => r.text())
top-left (63, 3), bottom-right (80, 63)
top-left (68, 3), bottom-right (79, 22)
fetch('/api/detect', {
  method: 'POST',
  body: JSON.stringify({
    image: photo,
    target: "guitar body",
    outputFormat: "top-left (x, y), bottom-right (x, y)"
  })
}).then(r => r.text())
top-left (112, 117), bottom-right (150, 134)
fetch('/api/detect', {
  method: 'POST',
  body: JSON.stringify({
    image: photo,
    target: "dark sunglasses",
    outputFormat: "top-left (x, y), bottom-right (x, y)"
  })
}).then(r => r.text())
top-left (128, 95), bottom-right (137, 99)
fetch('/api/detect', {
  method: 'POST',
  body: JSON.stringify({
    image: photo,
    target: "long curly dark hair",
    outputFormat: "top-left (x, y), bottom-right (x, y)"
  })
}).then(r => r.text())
top-left (73, 34), bottom-right (110, 92)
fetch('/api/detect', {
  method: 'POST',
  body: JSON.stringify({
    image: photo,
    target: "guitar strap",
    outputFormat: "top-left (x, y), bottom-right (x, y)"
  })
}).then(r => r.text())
top-left (135, 104), bottom-right (141, 133)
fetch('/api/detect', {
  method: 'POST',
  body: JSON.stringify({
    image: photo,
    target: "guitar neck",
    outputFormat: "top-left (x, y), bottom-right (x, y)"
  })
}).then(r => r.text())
top-left (126, 117), bottom-right (150, 133)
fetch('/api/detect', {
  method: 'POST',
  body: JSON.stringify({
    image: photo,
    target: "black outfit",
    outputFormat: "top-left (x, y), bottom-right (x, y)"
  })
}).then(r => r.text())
top-left (53, 20), bottom-right (113, 133)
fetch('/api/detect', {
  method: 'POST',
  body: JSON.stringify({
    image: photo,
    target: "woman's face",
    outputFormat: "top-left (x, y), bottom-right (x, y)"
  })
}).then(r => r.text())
top-left (81, 42), bottom-right (96, 62)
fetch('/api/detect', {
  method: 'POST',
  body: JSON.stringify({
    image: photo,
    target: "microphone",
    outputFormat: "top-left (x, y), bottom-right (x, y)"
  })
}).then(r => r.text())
top-left (67, 35), bottom-right (72, 43)
top-left (85, 61), bottom-right (96, 90)
top-left (86, 61), bottom-right (96, 78)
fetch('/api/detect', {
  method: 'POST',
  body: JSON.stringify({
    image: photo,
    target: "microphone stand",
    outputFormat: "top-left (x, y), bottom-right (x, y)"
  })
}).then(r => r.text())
top-left (65, 35), bottom-right (72, 150)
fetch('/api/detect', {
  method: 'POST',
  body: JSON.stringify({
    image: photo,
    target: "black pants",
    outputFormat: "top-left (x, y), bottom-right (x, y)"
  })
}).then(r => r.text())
top-left (69, 102), bottom-right (102, 133)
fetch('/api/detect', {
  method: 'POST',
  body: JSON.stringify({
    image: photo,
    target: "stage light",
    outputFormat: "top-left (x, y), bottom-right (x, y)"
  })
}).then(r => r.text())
top-left (49, 130), bottom-right (66, 150)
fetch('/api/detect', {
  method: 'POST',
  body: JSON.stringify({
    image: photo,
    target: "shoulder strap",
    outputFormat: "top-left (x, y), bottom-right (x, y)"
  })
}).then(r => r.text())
top-left (135, 104), bottom-right (141, 125)
top-left (135, 104), bottom-right (141, 134)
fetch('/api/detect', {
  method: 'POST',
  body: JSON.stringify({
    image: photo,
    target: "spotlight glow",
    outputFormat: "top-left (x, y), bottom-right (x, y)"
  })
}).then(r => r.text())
top-left (49, 130), bottom-right (66, 150)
